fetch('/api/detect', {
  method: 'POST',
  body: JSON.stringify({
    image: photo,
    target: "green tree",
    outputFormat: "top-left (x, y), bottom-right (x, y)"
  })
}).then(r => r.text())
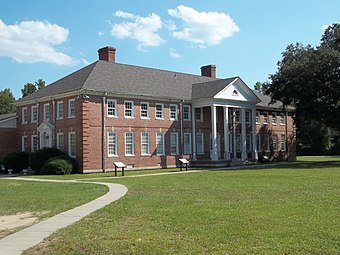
top-left (21, 79), bottom-right (46, 98)
top-left (0, 88), bottom-right (16, 114)
top-left (320, 23), bottom-right (340, 51)
top-left (254, 81), bottom-right (269, 95)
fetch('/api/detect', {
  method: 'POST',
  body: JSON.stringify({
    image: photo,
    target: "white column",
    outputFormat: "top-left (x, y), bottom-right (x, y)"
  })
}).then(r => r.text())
top-left (192, 106), bottom-right (197, 160)
top-left (211, 105), bottom-right (218, 160)
top-left (252, 107), bottom-right (258, 160)
top-left (233, 108), bottom-right (237, 159)
top-left (241, 108), bottom-right (247, 160)
top-left (224, 106), bottom-right (230, 160)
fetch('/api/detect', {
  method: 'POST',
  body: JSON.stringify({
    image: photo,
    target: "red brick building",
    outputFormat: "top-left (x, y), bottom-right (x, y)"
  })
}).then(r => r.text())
top-left (5, 46), bottom-right (295, 173)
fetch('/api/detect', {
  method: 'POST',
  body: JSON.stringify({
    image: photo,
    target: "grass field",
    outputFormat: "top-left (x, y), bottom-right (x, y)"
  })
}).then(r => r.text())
top-left (21, 157), bottom-right (339, 255)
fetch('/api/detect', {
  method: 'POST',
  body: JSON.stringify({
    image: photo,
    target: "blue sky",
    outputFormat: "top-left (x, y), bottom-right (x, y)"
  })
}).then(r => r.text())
top-left (0, 0), bottom-right (339, 99)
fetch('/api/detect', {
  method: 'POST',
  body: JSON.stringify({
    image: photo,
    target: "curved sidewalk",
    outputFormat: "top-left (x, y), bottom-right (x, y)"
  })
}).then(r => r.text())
top-left (0, 177), bottom-right (128, 255)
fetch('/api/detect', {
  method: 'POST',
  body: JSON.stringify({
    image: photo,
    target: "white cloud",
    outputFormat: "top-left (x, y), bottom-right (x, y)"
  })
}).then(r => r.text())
top-left (98, 31), bottom-right (105, 36)
top-left (0, 19), bottom-right (74, 65)
top-left (169, 48), bottom-right (181, 58)
top-left (168, 5), bottom-right (239, 47)
top-left (111, 11), bottom-right (164, 50)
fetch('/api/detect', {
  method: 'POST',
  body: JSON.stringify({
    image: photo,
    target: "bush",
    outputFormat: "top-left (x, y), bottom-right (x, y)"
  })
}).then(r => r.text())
top-left (29, 148), bottom-right (66, 174)
top-left (3, 151), bottom-right (29, 173)
top-left (41, 157), bottom-right (73, 175)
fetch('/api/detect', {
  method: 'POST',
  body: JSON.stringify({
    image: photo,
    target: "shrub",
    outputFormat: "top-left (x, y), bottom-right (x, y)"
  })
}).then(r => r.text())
top-left (3, 151), bottom-right (29, 173)
top-left (29, 148), bottom-right (66, 174)
top-left (41, 157), bottom-right (73, 175)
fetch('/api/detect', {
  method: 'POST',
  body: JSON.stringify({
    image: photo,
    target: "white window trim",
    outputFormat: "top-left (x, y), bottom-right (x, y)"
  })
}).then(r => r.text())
top-left (196, 133), bottom-right (204, 155)
top-left (263, 112), bottom-right (268, 125)
top-left (44, 103), bottom-right (50, 121)
top-left (169, 104), bottom-right (178, 121)
top-left (108, 132), bottom-right (118, 157)
top-left (280, 114), bottom-right (285, 126)
top-left (272, 113), bottom-right (277, 125)
top-left (273, 134), bottom-right (278, 151)
top-left (140, 102), bottom-right (149, 119)
top-left (107, 99), bottom-right (118, 118)
top-left (56, 101), bottom-right (63, 120)
top-left (124, 101), bottom-right (134, 118)
top-left (68, 132), bottom-right (76, 158)
top-left (170, 132), bottom-right (178, 155)
top-left (31, 135), bottom-right (38, 152)
top-left (125, 132), bottom-right (135, 156)
top-left (195, 108), bottom-right (203, 122)
top-left (281, 134), bottom-right (286, 152)
top-left (183, 132), bottom-right (192, 154)
top-left (31, 105), bottom-right (37, 123)
top-left (256, 111), bottom-right (260, 125)
top-left (22, 107), bottom-right (28, 124)
top-left (183, 105), bottom-right (191, 121)
top-left (68, 99), bottom-right (76, 118)
top-left (155, 103), bottom-right (164, 120)
top-left (21, 135), bottom-right (28, 152)
top-left (141, 132), bottom-right (150, 156)
top-left (56, 132), bottom-right (64, 151)
top-left (156, 133), bottom-right (165, 156)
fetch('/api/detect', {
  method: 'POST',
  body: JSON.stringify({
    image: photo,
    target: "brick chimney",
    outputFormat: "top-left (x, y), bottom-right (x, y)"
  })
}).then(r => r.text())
top-left (200, 65), bottom-right (216, 78)
top-left (98, 46), bottom-right (116, 63)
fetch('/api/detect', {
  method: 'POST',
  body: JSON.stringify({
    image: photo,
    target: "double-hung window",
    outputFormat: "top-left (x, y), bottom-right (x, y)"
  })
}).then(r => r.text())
top-left (57, 133), bottom-right (64, 151)
top-left (68, 99), bottom-right (75, 118)
top-left (255, 111), bottom-right (260, 124)
top-left (170, 132), bottom-right (178, 155)
top-left (235, 109), bottom-right (240, 123)
top-left (273, 134), bottom-right (278, 151)
top-left (108, 132), bottom-right (118, 156)
top-left (272, 113), bottom-right (277, 125)
top-left (156, 133), bottom-right (165, 155)
top-left (170, 104), bottom-right (177, 120)
top-left (22, 107), bottom-right (28, 124)
top-left (68, 132), bottom-right (76, 158)
top-left (280, 114), bottom-right (285, 125)
top-left (107, 99), bottom-right (117, 117)
top-left (256, 134), bottom-right (261, 152)
top-left (31, 135), bottom-right (38, 152)
top-left (281, 134), bottom-right (286, 151)
top-left (246, 134), bottom-right (252, 152)
top-left (31, 106), bottom-right (37, 123)
top-left (141, 132), bottom-right (150, 155)
top-left (44, 103), bottom-right (50, 121)
top-left (140, 102), bottom-right (149, 118)
top-left (183, 105), bottom-right (191, 121)
top-left (245, 110), bottom-right (251, 123)
top-left (155, 103), bottom-right (163, 119)
top-left (125, 132), bottom-right (134, 155)
top-left (183, 133), bottom-right (191, 154)
top-left (195, 108), bottom-right (203, 121)
top-left (22, 136), bottom-right (28, 152)
top-left (124, 101), bottom-right (134, 118)
top-left (57, 101), bottom-right (63, 119)
top-left (196, 133), bottom-right (204, 154)
top-left (264, 134), bottom-right (270, 151)
top-left (263, 113), bottom-right (268, 125)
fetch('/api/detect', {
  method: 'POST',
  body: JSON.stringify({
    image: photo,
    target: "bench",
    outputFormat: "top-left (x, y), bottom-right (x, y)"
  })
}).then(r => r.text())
top-left (113, 162), bottom-right (126, 176)
top-left (179, 158), bottom-right (189, 171)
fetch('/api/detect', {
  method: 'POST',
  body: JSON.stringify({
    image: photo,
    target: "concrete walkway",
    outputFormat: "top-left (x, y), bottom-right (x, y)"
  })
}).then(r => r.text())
top-left (0, 177), bottom-right (128, 255)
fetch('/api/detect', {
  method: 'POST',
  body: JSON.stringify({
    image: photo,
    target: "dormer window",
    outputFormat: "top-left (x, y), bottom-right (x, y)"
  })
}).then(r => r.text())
top-left (232, 89), bottom-right (238, 96)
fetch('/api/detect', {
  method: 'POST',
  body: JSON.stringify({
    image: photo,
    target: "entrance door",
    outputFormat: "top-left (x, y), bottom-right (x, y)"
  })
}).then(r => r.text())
top-left (210, 133), bottom-right (221, 159)
top-left (40, 131), bottom-right (52, 148)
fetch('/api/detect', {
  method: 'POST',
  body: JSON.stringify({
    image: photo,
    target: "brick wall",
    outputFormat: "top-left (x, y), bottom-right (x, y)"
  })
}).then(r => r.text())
top-left (0, 128), bottom-right (19, 160)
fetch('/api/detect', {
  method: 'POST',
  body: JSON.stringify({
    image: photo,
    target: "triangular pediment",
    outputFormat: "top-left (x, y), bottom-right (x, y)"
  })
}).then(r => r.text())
top-left (214, 78), bottom-right (261, 103)
top-left (37, 120), bottom-right (54, 132)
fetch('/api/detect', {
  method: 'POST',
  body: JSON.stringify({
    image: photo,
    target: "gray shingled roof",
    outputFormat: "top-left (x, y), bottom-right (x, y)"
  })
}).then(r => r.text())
top-left (192, 77), bottom-right (237, 99)
top-left (253, 90), bottom-right (295, 111)
top-left (16, 60), bottom-right (293, 111)
top-left (17, 60), bottom-right (215, 102)
top-left (0, 112), bottom-right (17, 122)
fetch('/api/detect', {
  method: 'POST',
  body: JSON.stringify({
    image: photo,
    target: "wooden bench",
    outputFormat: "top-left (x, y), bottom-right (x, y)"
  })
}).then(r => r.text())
top-left (179, 158), bottom-right (189, 171)
top-left (113, 162), bottom-right (126, 176)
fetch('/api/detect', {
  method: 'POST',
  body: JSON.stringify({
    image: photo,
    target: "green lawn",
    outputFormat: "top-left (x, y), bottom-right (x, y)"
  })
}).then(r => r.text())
top-left (23, 159), bottom-right (339, 255)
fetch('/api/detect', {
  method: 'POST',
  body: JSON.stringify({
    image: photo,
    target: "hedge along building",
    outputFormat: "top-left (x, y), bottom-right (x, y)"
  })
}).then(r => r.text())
top-left (12, 46), bottom-right (296, 173)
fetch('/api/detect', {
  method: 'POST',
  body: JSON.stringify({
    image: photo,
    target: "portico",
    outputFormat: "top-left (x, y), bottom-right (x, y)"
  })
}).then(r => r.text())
top-left (191, 77), bottom-right (261, 163)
